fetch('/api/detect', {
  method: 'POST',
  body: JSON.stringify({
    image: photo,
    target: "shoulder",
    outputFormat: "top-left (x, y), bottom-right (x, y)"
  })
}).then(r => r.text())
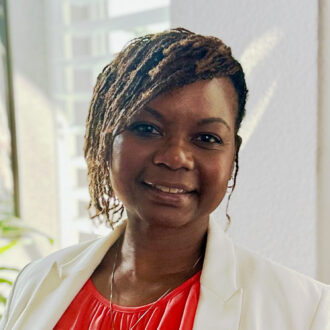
top-left (0, 222), bottom-right (126, 329)
top-left (0, 237), bottom-right (102, 328)
top-left (20, 236), bottom-right (103, 279)
top-left (234, 243), bottom-right (330, 328)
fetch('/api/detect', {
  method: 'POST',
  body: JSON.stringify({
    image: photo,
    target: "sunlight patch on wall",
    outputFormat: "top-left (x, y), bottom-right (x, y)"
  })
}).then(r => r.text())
top-left (238, 28), bottom-right (282, 148)
top-left (240, 28), bottom-right (283, 77)
top-left (239, 80), bottom-right (277, 149)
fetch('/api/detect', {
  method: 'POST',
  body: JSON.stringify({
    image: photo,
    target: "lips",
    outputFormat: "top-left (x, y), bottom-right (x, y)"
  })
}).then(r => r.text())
top-left (143, 180), bottom-right (196, 195)
top-left (141, 180), bottom-right (196, 207)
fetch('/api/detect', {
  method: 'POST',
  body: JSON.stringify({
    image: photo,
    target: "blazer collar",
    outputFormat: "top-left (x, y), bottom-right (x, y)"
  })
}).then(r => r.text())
top-left (58, 220), bottom-right (126, 278)
top-left (12, 221), bottom-right (127, 329)
top-left (193, 218), bottom-right (243, 329)
top-left (201, 217), bottom-right (239, 301)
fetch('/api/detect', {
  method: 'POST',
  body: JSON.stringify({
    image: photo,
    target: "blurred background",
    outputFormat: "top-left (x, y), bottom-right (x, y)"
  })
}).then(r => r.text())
top-left (1, 0), bottom-right (329, 313)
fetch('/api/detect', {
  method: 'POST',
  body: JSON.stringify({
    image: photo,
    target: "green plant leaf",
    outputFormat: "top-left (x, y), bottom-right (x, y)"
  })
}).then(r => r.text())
top-left (1, 224), bottom-right (27, 238)
top-left (0, 239), bottom-right (18, 254)
top-left (0, 278), bottom-right (12, 285)
top-left (0, 292), bottom-right (7, 305)
top-left (0, 219), bottom-right (54, 245)
top-left (0, 267), bottom-right (19, 272)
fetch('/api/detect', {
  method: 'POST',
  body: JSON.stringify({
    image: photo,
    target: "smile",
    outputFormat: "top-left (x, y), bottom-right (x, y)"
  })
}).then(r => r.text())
top-left (144, 181), bottom-right (192, 194)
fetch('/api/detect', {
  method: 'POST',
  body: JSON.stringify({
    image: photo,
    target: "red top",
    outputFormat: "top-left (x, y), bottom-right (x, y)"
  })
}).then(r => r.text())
top-left (54, 271), bottom-right (201, 330)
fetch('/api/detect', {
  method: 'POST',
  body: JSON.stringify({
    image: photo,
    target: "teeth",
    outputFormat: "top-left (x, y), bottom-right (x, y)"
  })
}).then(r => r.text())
top-left (155, 185), bottom-right (171, 193)
top-left (148, 183), bottom-right (186, 194)
top-left (169, 187), bottom-right (185, 194)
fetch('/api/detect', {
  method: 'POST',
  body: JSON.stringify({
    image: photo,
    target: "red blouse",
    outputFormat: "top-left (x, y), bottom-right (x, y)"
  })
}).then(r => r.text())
top-left (54, 271), bottom-right (201, 330)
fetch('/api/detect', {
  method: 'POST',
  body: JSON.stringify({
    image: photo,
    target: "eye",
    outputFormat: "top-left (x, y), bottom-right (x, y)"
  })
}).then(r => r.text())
top-left (128, 122), bottom-right (161, 137)
top-left (194, 133), bottom-right (223, 147)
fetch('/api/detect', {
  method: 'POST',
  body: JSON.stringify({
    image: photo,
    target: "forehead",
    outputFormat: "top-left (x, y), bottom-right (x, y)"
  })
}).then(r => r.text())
top-left (138, 77), bottom-right (238, 128)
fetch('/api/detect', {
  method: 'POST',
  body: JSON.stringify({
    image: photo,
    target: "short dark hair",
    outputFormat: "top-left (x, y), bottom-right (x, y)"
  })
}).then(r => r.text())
top-left (84, 27), bottom-right (248, 227)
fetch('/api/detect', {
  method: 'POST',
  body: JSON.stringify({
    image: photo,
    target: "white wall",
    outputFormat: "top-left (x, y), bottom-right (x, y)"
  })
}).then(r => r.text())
top-left (171, 0), bottom-right (323, 280)
top-left (317, 0), bottom-right (330, 283)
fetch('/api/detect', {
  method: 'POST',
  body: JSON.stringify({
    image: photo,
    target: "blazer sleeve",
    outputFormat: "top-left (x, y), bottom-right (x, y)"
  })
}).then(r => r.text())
top-left (310, 286), bottom-right (330, 330)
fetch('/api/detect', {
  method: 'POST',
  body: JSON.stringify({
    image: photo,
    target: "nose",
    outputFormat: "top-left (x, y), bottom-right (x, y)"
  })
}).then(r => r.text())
top-left (152, 139), bottom-right (194, 171)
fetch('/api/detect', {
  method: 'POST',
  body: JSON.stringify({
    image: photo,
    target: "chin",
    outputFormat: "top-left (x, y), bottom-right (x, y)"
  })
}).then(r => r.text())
top-left (129, 208), bottom-right (200, 230)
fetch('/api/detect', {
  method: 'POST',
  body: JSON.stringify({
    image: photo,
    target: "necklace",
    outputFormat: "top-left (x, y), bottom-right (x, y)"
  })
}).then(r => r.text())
top-left (109, 244), bottom-right (203, 330)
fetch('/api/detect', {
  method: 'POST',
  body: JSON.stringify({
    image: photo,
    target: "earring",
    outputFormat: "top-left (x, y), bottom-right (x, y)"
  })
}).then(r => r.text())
top-left (225, 185), bottom-right (233, 232)
top-left (227, 175), bottom-right (235, 191)
top-left (225, 155), bottom-right (239, 232)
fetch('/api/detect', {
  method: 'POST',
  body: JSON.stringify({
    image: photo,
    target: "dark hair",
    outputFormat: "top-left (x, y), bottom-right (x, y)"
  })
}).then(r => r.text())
top-left (84, 27), bottom-right (248, 227)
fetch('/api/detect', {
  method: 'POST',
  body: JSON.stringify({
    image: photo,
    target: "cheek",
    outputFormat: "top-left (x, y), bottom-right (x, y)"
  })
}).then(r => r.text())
top-left (109, 134), bottom-right (150, 203)
top-left (110, 136), bottom-right (133, 201)
top-left (111, 135), bottom-right (140, 173)
top-left (203, 151), bottom-right (234, 183)
top-left (203, 164), bottom-right (230, 192)
top-left (200, 154), bottom-right (234, 209)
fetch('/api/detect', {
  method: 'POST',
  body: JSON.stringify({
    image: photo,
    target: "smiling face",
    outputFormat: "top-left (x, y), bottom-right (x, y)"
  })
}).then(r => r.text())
top-left (110, 77), bottom-right (239, 229)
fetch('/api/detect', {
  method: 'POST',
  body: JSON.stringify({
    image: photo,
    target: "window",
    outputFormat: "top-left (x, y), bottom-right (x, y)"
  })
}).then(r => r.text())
top-left (0, 1), bottom-right (17, 218)
top-left (46, 0), bottom-right (169, 247)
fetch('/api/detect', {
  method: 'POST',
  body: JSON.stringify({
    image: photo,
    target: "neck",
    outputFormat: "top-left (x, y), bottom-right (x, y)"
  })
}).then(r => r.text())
top-left (116, 215), bottom-right (209, 282)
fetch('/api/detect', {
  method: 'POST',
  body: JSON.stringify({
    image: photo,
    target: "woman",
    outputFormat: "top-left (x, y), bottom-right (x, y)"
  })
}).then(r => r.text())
top-left (1, 28), bottom-right (329, 330)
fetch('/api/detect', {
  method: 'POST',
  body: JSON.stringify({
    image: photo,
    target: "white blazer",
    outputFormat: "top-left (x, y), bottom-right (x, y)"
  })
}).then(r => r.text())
top-left (1, 218), bottom-right (329, 330)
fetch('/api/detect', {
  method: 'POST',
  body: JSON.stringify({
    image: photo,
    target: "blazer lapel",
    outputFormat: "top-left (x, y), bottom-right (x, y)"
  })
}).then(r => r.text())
top-left (12, 221), bottom-right (126, 329)
top-left (193, 218), bottom-right (243, 330)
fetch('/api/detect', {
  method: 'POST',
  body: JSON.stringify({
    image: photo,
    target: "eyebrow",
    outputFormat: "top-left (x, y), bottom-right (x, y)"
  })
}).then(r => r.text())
top-left (144, 106), bottom-right (164, 120)
top-left (197, 117), bottom-right (231, 130)
top-left (143, 106), bottom-right (231, 131)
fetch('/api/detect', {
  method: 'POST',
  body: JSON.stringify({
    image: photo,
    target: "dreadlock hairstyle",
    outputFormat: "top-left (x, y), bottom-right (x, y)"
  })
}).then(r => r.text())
top-left (84, 27), bottom-right (248, 228)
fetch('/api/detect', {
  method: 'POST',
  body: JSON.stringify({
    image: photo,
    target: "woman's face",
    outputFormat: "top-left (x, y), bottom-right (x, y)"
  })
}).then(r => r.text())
top-left (110, 77), bottom-right (238, 228)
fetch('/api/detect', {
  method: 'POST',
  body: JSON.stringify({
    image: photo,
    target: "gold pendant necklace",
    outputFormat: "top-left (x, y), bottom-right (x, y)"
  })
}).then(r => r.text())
top-left (109, 245), bottom-right (203, 330)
